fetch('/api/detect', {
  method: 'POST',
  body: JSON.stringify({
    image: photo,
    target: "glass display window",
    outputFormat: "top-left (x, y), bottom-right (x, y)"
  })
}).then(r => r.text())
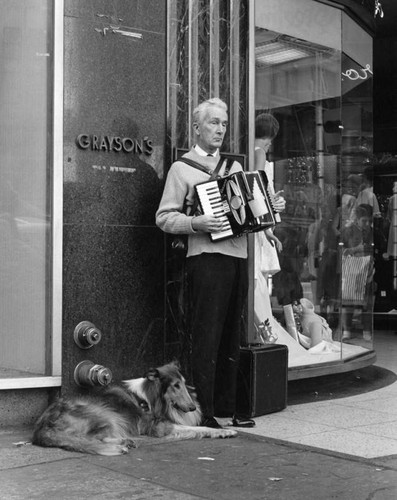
top-left (252, 0), bottom-right (375, 375)
top-left (0, 0), bottom-right (62, 388)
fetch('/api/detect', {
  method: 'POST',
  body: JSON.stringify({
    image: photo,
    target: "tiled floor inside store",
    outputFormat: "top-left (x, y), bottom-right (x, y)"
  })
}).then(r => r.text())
top-left (239, 330), bottom-right (397, 459)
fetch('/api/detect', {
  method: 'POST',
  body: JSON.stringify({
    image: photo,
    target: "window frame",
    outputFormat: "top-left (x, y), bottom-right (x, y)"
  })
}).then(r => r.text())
top-left (0, 0), bottom-right (63, 390)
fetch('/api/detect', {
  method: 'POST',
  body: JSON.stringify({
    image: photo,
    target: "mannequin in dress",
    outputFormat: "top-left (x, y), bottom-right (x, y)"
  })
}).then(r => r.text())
top-left (253, 113), bottom-right (286, 339)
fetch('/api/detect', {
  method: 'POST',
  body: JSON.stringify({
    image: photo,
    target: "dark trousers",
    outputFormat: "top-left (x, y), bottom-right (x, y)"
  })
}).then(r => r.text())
top-left (186, 253), bottom-right (248, 418)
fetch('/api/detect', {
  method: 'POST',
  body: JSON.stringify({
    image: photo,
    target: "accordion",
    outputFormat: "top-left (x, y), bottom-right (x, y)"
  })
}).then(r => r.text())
top-left (195, 170), bottom-right (281, 242)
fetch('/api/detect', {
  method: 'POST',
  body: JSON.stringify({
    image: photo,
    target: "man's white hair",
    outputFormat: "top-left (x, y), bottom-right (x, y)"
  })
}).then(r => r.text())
top-left (193, 98), bottom-right (228, 125)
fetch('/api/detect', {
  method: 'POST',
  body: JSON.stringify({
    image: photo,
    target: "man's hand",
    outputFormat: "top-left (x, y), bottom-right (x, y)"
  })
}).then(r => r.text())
top-left (192, 214), bottom-right (224, 233)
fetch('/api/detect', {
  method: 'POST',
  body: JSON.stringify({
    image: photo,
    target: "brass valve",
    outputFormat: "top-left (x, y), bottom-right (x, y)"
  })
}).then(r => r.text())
top-left (74, 360), bottom-right (112, 387)
top-left (74, 321), bottom-right (102, 349)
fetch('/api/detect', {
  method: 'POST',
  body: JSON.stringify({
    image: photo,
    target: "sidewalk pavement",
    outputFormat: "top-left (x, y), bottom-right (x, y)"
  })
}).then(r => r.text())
top-left (240, 330), bottom-right (397, 460)
top-left (1, 424), bottom-right (396, 500)
top-left (1, 330), bottom-right (397, 499)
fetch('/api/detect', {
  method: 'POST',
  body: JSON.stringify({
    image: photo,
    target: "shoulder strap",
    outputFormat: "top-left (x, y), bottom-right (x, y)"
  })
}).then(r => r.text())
top-left (177, 157), bottom-right (213, 176)
top-left (213, 156), bottom-right (227, 178)
top-left (224, 157), bottom-right (234, 177)
top-left (178, 155), bottom-right (226, 179)
top-left (179, 155), bottom-right (228, 216)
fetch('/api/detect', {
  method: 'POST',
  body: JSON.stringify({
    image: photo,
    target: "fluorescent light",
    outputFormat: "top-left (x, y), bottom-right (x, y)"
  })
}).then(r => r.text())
top-left (255, 41), bottom-right (313, 67)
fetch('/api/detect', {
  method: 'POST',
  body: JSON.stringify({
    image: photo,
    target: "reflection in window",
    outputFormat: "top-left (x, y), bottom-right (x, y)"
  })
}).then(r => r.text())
top-left (0, 0), bottom-right (53, 377)
top-left (254, 22), bottom-right (373, 367)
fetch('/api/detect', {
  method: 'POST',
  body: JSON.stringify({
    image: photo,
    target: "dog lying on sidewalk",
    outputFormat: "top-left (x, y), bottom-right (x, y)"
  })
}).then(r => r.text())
top-left (32, 361), bottom-right (236, 455)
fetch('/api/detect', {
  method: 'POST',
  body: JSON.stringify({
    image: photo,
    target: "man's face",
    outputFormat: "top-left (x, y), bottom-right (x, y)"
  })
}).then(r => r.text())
top-left (193, 105), bottom-right (228, 154)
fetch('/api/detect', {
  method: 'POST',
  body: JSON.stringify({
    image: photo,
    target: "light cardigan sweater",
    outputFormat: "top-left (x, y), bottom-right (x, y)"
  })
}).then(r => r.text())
top-left (156, 147), bottom-right (247, 259)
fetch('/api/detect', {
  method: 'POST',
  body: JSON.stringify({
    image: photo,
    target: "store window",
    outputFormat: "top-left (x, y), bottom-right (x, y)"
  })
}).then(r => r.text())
top-left (0, 0), bottom-right (62, 387)
top-left (253, 0), bottom-right (375, 373)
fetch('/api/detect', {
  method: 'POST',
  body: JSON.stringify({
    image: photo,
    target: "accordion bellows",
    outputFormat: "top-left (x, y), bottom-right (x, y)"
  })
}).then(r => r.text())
top-left (195, 170), bottom-right (280, 242)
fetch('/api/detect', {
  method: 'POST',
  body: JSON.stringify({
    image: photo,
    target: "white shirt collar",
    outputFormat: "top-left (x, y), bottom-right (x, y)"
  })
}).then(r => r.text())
top-left (194, 145), bottom-right (219, 157)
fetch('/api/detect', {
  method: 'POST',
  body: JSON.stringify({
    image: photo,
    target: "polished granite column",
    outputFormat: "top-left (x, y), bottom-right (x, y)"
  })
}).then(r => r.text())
top-left (62, 0), bottom-right (166, 391)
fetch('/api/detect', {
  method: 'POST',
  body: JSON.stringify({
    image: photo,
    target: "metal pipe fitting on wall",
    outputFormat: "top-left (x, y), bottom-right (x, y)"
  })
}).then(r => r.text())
top-left (74, 321), bottom-right (102, 349)
top-left (74, 360), bottom-right (113, 387)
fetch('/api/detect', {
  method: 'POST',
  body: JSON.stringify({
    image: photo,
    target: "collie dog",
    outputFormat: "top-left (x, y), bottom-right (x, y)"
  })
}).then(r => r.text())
top-left (32, 361), bottom-right (236, 456)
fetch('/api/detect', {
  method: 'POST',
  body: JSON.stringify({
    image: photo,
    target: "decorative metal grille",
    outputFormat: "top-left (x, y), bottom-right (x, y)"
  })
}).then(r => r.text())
top-left (167, 0), bottom-right (248, 156)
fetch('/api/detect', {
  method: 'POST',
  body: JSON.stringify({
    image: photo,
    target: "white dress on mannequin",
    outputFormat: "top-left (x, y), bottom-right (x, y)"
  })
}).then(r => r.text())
top-left (253, 146), bottom-right (280, 333)
top-left (253, 145), bottom-right (289, 345)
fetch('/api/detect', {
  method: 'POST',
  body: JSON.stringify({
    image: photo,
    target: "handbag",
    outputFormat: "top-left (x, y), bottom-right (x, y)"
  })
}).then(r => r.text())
top-left (255, 231), bottom-right (281, 277)
top-left (171, 156), bottom-right (232, 254)
top-left (341, 253), bottom-right (371, 305)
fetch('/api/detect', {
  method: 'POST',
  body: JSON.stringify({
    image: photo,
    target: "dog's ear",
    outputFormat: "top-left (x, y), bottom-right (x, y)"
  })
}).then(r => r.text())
top-left (146, 368), bottom-right (160, 381)
top-left (170, 359), bottom-right (181, 370)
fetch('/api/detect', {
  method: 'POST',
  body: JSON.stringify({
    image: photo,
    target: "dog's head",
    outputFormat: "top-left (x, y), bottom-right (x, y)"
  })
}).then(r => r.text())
top-left (145, 361), bottom-right (197, 413)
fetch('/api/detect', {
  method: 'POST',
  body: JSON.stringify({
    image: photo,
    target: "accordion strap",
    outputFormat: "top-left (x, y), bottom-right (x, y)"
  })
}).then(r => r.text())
top-left (178, 156), bottom-right (225, 177)
top-left (179, 156), bottom-right (233, 215)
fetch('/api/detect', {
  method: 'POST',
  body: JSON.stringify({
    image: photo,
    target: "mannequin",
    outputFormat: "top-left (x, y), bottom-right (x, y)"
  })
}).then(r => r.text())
top-left (299, 298), bottom-right (333, 347)
top-left (253, 113), bottom-right (285, 339)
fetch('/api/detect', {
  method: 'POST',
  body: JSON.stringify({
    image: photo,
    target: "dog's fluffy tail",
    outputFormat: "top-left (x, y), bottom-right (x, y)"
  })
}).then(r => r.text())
top-left (32, 429), bottom-right (136, 456)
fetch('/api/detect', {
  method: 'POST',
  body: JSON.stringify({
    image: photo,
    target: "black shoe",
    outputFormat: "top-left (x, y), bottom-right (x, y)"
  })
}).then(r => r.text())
top-left (232, 415), bottom-right (256, 428)
top-left (201, 416), bottom-right (223, 429)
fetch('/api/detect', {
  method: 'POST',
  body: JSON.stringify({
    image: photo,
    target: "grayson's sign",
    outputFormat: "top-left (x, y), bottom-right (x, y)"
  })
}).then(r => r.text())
top-left (76, 134), bottom-right (153, 155)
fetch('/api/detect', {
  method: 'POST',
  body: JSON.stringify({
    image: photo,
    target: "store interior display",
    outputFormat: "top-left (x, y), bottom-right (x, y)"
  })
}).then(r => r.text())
top-left (254, 16), bottom-right (375, 370)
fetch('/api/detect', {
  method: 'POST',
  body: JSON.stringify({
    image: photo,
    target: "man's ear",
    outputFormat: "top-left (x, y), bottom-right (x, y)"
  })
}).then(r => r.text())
top-left (146, 368), bottom-right (159, 381)
top-left (192, 122), bottom-right (200, 135)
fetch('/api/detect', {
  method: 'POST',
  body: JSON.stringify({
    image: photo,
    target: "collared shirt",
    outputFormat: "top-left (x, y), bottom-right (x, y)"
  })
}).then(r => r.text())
top-left (194, 144), bottom-right (219, 157)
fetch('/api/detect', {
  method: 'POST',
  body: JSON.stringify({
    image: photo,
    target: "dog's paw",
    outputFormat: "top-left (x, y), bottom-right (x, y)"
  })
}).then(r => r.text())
top-left (214, 429), bottom-right (237, 439)
top-left (100, 438), bottom-right (134, 455)
top-left (99, 443), bottom-right (130, 456)
top-left (126, 439), bottom-right (138, 449)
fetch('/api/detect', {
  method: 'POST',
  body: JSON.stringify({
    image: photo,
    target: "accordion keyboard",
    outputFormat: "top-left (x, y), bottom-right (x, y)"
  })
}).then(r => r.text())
top-left (195, 180), bottom-right (234, 241)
